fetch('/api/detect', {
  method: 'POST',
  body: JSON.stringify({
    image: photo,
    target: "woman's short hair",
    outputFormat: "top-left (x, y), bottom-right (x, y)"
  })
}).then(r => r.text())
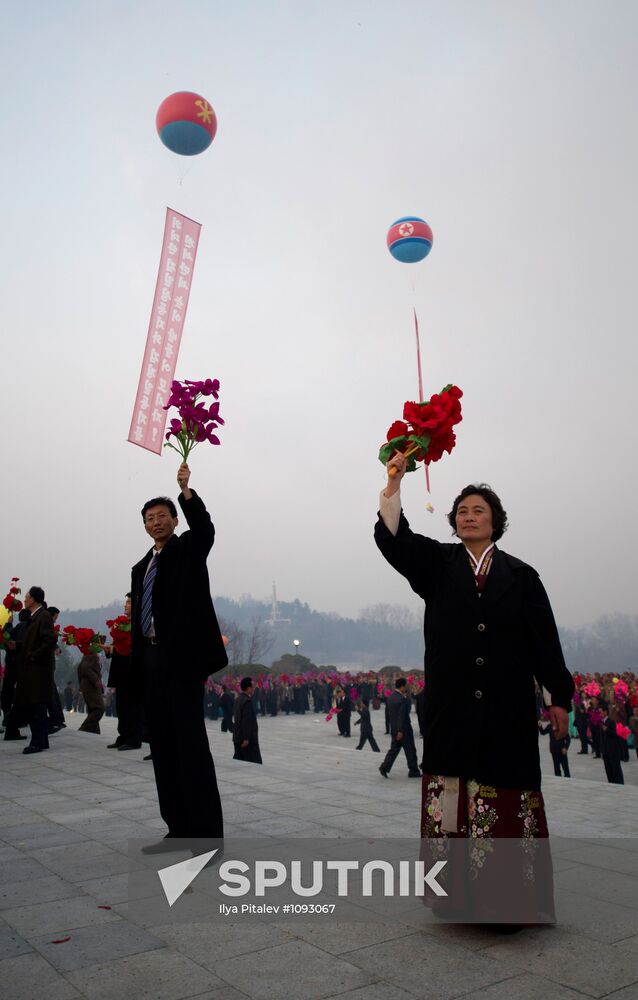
top-left (447, 484), bottom-right (509, 542)
top-left (141, 496), bottom-right (177, 520)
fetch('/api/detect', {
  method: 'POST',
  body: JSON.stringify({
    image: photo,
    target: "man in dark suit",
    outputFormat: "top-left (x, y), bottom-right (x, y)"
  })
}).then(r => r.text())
top-left (379, 677), bottom-right (420, 778)
top-left (354, 698), bottom-right (380, 752)
top-left (233, 677), bottom-right (262, 764)
top-left (12, 587), bottom-right (57, 754)
top-left (130, 463), bottom-right (228, 851)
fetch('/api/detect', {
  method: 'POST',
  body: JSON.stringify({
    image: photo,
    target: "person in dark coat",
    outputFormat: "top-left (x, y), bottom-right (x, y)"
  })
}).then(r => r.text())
top-left (232, 677), bottom-right (262, 764)
top-left (104, 594), bottom-right (142, 750)
top-left (600, 711), bottom-right (625, 784)
top-left (12, 587), bottom-right (57, 754)
top-left (77, 654), bottom-right (105, 734)
top-left (130, 463), bottom-right (228, 851)
top-left (2, 608), bottom-right (31, 739)
top-left (45, 606), bottom-right (66, 733)
top-left (63, 681), bottom-right (74, 712)
top-left (375, 464), bottom-right (574, 922)
top-left (335, 686), bottom-right (352, 737)
top-left (379, 678), bottom-right (420, 776)
top-left (375, 468), bottom-right (574, 795)
top-left (539, 717), bottom-right (571, 777)
top-left (415, 686), bottom-right (427, 739)
top-left (354, 698), bottom-right (380, 752)
top-left (573, 701), bottom-right (590, 754)
top-left (219, 686), bottom-right (235, 733)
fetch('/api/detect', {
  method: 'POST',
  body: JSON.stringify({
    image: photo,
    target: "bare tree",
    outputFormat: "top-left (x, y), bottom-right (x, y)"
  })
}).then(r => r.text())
top-left (358, 603), bottom-right (419, 630)
top-left (218, 617), bottom-right (246, 667)
top-left (245, 616), bottom-right (275, 665)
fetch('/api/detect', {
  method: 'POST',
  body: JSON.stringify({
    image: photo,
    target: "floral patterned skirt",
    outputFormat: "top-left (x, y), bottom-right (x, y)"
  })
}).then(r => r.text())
top-left (420, 774), bottom-right (555, 923)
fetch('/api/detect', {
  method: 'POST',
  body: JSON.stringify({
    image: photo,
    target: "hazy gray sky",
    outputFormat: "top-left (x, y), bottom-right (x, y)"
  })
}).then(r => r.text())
top-left (2, 0), bottom-right (636, 628)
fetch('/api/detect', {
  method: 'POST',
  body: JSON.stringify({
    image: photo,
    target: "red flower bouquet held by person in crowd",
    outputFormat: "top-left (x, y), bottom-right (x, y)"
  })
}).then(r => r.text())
top-left (106, 615), bottom-right (132, 657)
top-left (378, 384), bottom-right (463, 477)
top-left (3, 578), bottom-right (23, 614)
top-left (61, 626), bottom-right (105, 657)
top-left (163, 377), bottom-right (224, 463)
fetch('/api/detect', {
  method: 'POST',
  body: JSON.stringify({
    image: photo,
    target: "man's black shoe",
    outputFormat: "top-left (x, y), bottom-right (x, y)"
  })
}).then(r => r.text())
top-left (408, 770), bottom-right (421, 778)
top-left (107, 743), bottom-right (120, 749)
top-left (48, 726), bottom-right (61, 734)
top-left (118, 744), bottom-right (142, 751)
top-left (5, 734), bottom-right (27, 741)
top-left (143, 753), bottom-right (152, 761)
top-left (23, 746), bottom-right (47, 754)
top-left (141, 836), bottom-right (186, 855)
top-left (379, 765), bottom-right (388, 778)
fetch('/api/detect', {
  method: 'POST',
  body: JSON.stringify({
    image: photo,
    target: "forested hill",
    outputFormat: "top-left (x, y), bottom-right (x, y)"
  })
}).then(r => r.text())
top-left (57, 596), bottom-right (638, 673)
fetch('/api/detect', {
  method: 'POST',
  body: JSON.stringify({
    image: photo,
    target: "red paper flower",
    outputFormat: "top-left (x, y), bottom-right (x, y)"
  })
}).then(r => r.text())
top-left (62, 625), bottom-right (105, 656)
top-left (379, 385), bottom-right (463, 472)
top-left (106, 615), bottom-right (132, 657)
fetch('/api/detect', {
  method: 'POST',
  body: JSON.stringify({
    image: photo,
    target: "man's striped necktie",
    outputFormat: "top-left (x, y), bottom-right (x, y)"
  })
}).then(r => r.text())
top-left (140, 552), bottom-right (158, 636)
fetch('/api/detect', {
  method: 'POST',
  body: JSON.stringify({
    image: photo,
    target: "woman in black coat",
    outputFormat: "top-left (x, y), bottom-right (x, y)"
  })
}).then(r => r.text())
top-left (375, 457), bottom-right (574, 922)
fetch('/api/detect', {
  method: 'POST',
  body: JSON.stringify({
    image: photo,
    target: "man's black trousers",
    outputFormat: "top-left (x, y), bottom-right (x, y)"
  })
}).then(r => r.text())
top-left (382, 730), bottom-right (418, 773)
top-left (144, 645), bottom-right (224, 839)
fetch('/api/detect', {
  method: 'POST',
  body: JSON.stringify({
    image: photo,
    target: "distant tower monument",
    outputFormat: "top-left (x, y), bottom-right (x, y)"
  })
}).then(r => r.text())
top-left (265, 582), bottom-right (291, 626)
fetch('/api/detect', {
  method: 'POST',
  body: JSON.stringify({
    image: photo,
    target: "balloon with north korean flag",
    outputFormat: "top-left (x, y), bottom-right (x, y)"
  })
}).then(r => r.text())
top-left (387, 216), bottom-right (433, 263)
top-left (156, 91), bottom-right (217, 156)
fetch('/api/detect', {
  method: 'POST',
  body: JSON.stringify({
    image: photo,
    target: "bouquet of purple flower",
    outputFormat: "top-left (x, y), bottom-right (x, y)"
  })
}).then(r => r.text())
top-left (163, 378), bottom-right (224, 462)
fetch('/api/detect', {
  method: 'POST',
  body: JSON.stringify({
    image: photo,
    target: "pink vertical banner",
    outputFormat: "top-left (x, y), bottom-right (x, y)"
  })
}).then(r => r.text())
top-left (128, 208), bottom-right (202, 454)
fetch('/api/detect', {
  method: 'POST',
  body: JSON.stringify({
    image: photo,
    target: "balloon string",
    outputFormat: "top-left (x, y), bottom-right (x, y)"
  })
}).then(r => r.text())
top-left (178, 165), bottom-right (195, 186)
top-left (414, 307), bottom-right (430, 493)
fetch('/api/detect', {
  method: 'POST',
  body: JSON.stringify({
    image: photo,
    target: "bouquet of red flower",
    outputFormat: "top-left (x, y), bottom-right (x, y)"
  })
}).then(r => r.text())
top-left (325, 707), bottom-right (341, 723)
top-left (62, 626), bottom-right (105, 656)
top-left (106, 615), bottom-right (132, 657)
top-left (163, 378), bottom-right (224, 462)
top-left (379, 384), bottom-right (463, 475)
top-left (3, 577), bottom-right (23, 614)
top-left (616, 723), bottom-right (630, 741)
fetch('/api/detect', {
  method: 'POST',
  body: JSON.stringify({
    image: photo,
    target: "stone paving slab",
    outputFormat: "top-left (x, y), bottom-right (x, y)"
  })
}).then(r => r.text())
top-left (213, 938), bottom-right (375, 1000)
top-left (344, 931), bottom-right (519, 1000)
top-left (0, 711), bottom-right (637, 1000)
top-left (149, 919), bottom-right (292, 966)
top-left (0, 951), bottom-right (83, 1000)
top-left (481, 926), bottom-right (638, 998)
top-left (65, 949), bottom-right (225, 1000)
top-left (0, 919), bottom-right (32, 961)
top-left (0, 874), bottom-right (79, 911)
top-left (2, 896), bottom-right (121, 938)
top-left (30, 920), bottom-right (164, 972)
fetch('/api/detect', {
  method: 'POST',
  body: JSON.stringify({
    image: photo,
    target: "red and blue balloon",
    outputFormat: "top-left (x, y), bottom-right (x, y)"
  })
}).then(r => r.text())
top-left (156, 91), bottom-right (217, 156)
top-left (387, 216), bottom-right (433, 263)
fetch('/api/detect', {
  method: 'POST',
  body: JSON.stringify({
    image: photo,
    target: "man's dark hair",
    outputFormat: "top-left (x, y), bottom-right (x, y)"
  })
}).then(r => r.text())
top-left (240, 676), bottom-right (253, 692)
top-left (126, 592), bottom-right (131, 599)
top-left (361, 697), bottom-right (370, 707)
top-left (27, 586), bottom-right (45, 605)
top-left (48, 606), bottom-right (60, 617)
top-left (447, 484), bottom-right (509, 542)
top-left (395, 677), bottom-right (407, 689)
top-left (141, 496), bottom-right (177, 520)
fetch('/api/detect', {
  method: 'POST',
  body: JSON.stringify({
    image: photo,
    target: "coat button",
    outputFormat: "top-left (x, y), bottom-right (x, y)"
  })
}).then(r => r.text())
top-left (475, 657), bottom-right (484, 666)
top-left (478, 623), bottom-right (486, 631)
top-left (475, 690), bottom-right (483, 699)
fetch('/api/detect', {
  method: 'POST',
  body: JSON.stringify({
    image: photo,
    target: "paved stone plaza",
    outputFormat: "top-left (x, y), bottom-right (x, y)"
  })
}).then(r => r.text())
top-left (1, 709), bottom-right (638, 1000)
